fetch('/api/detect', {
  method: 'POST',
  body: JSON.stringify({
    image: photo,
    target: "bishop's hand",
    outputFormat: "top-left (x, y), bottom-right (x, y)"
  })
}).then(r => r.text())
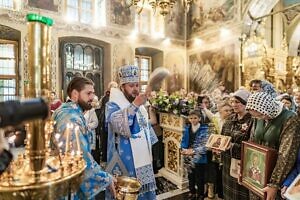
top-left (133, 93), bottom-right (147, 107)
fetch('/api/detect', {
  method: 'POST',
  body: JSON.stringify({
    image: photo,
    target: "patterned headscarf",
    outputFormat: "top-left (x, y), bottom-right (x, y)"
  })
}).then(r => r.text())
top-left (246, 92), bottom-right (283, 119)
top-left (261, 80), bottom-right (277, 98)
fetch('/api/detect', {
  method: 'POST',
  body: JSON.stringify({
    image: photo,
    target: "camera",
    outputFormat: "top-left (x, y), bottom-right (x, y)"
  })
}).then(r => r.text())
top-left (0, 98), bottom-right (48, 175)
top-left (197, 96), bottom-right (205, 106)
top-left (0, 98), bottom-right (48, 128)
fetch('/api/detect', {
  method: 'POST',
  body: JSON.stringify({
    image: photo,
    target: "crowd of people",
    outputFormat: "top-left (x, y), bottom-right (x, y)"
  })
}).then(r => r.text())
top-left (47, 62), bottom-right (300, 200)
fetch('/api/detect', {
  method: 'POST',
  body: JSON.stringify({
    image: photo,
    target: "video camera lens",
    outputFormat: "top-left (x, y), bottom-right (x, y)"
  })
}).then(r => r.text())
top-left (0, 98), bottom-right (48, 128)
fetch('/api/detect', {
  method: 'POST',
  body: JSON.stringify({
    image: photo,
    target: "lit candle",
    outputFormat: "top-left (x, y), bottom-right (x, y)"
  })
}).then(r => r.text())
top-left (75, 126), bottom-right (81, 153)
top-left (65, 123), bottom-right (71, 153)
top-left (61, 89), bottom-right (64, 102)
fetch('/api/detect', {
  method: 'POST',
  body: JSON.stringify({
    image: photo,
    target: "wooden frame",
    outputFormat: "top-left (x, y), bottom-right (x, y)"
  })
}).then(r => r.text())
top-left (241, 141), bottom-right (277, 198)
top-left (205, 134), bottom-right (231, 151)
top-left (284, 174), bottom-right (300, 200)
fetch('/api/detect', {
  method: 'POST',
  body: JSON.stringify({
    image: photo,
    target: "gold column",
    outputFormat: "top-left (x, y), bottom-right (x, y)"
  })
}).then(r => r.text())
top-left (24, 16), bottom-right (52, 172)
top-left (0, 14), bottom-right (86, 200)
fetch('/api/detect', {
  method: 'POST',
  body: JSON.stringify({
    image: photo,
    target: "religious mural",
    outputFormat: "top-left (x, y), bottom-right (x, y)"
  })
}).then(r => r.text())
top-left (112, 43), bottom-right (134, 81)
top-left (188, 0), bottom-right (235, 35)
top-left (165, 52), bottom-right (185, 93)
top-left (110, 0), bottom-right (133, 26)
top-left (189, 44), bottom-right (236, 93)
top-left (28, 0), bottom-right (58, 12)
top-left (165, 1), bottom-right (185, 40)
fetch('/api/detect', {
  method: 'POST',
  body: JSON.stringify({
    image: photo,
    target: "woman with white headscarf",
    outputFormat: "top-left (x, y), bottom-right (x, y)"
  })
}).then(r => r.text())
top-left (246, 92), bottom-right (300, 200)
top-left (221, 89), bottom-right (253, 200)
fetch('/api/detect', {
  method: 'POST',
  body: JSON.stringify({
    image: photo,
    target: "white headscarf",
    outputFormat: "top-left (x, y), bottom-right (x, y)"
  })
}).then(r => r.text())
top-left (246, 92), bottom-right (283, 119)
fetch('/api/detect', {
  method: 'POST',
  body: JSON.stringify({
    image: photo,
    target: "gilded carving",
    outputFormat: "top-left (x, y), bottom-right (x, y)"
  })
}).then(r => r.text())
top-left (50, 39), bottom-right (57, 92)
top-left (167, 140), bottom-right (178, 173)
top-left (163, 130), bottom-right (181, 142)
top-left (160, 113), bottom-right (184, 131)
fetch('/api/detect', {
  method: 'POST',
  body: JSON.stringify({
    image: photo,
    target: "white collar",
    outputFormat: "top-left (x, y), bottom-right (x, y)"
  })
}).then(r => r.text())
top-left (191, 123), bottom-right (200, 133)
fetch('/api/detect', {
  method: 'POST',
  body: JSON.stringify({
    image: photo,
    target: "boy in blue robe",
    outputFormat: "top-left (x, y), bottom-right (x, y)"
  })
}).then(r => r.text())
top-left (181, 110), bottom-right (209, 200)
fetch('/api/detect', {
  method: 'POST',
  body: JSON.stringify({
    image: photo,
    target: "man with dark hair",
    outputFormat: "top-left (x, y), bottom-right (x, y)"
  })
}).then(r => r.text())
top-left (52, 76), bottom-right (115, 199)
top-left (249, 79), bottom-right (262, 93)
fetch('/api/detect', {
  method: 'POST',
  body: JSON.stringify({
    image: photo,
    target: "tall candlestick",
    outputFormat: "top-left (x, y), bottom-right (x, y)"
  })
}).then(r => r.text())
top-left (74, 126), bottom-right (81, 153)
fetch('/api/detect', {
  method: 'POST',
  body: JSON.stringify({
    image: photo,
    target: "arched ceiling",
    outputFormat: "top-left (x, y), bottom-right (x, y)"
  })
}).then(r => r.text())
top-left (242, 0), bottom-right (300, 56)
top-left (245, 0), bottom-right (279, 22)
top-left (289, 22), bottom-right (300, 56)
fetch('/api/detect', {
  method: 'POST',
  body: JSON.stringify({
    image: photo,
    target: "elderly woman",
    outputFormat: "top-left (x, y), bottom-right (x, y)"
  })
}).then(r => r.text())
top-left (221, 89), bottom-right (253, 200)
top-left (246, 92), bottom-right (300, 200)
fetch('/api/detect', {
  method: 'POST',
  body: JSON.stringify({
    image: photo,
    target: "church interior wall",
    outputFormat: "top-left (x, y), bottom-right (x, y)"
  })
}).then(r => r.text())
top-left (187, 0), bottom-right (300, 93)
top-left (0, 0), bottom-right (299, 97)
top-left (0, 1), bottom-right (186, 98)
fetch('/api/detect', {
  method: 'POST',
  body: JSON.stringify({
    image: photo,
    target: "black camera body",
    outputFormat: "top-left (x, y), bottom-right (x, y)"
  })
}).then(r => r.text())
top-left (0, 98), bottom-right (48, 128)
top-left (0, 98), bottom-right (49, 175)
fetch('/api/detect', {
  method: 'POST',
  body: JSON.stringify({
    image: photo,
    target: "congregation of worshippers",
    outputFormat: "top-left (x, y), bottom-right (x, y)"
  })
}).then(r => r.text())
top-left (53, 77), bottom-right (300, 200)
top-left (1, 1), bottom-right (300, 200)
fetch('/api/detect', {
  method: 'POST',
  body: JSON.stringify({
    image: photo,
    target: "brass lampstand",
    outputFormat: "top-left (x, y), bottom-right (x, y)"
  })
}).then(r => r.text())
top-left (0, 14), bottom-right (86, 200)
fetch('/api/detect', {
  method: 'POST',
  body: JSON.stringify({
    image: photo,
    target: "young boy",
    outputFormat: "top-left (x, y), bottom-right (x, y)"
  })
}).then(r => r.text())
top-left (181, 110), bottom-right (209, 200)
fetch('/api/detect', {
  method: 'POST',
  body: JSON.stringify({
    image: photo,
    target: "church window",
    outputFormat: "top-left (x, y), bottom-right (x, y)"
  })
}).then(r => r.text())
top-left (62, 41), bottom-right (104, 99)
top-left (0, 40), bottom-right (18, 101)
top-left (135, 7), bottom-right (165, 37)
top-left (65, 0), bottom-right (106, 26)
top-left (0, 0), bottom-right (14, 9)
top-left (134, 55), bottom-right (151, 92)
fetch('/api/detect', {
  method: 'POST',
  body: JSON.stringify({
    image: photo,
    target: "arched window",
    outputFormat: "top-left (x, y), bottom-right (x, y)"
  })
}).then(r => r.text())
top-left (62, 41), bottom-right (104, 99)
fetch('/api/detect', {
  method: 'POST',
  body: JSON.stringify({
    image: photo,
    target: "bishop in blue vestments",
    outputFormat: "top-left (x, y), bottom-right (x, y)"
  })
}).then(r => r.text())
top-left (106, 65), bottom-right (158, 200)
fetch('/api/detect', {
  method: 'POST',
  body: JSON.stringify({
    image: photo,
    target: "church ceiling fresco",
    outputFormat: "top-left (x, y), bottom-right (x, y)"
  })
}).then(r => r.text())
top-left (110, 0), bottom-right (133, 26)
top-left (165, 1), bottom-right (185, 40)
top-left (188, 0), bottom-right (235, 36)
top-left (27, 0), bottom-right (59, 12)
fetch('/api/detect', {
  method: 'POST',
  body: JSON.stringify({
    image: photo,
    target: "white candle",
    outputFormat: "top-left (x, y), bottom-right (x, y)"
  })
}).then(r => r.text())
top-left (65, 123), bottom-right (71, 153)
top-left (75, 126), bottom-right (81, 153)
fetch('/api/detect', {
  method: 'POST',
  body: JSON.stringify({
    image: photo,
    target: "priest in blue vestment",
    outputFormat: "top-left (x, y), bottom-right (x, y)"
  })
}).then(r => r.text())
top-left (106, 65), bottom-right (158, 200)
top-left (52, 76), bottom-right (115, 199)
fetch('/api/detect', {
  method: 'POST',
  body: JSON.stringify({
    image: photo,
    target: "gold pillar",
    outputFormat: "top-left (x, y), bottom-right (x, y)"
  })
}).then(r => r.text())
top-left (25, 16), bottom-right (52, 172)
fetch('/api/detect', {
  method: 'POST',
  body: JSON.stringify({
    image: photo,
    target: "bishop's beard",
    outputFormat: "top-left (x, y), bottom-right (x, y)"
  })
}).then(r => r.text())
top-left (123, 90), bottom-right (139, 103)
top-left (124, 93), bottom-right (136, 103)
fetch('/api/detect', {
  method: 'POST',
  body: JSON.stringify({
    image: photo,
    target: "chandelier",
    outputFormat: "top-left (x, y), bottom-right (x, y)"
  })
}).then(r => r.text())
top-left (127, 0), bottom-right (194, 16)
